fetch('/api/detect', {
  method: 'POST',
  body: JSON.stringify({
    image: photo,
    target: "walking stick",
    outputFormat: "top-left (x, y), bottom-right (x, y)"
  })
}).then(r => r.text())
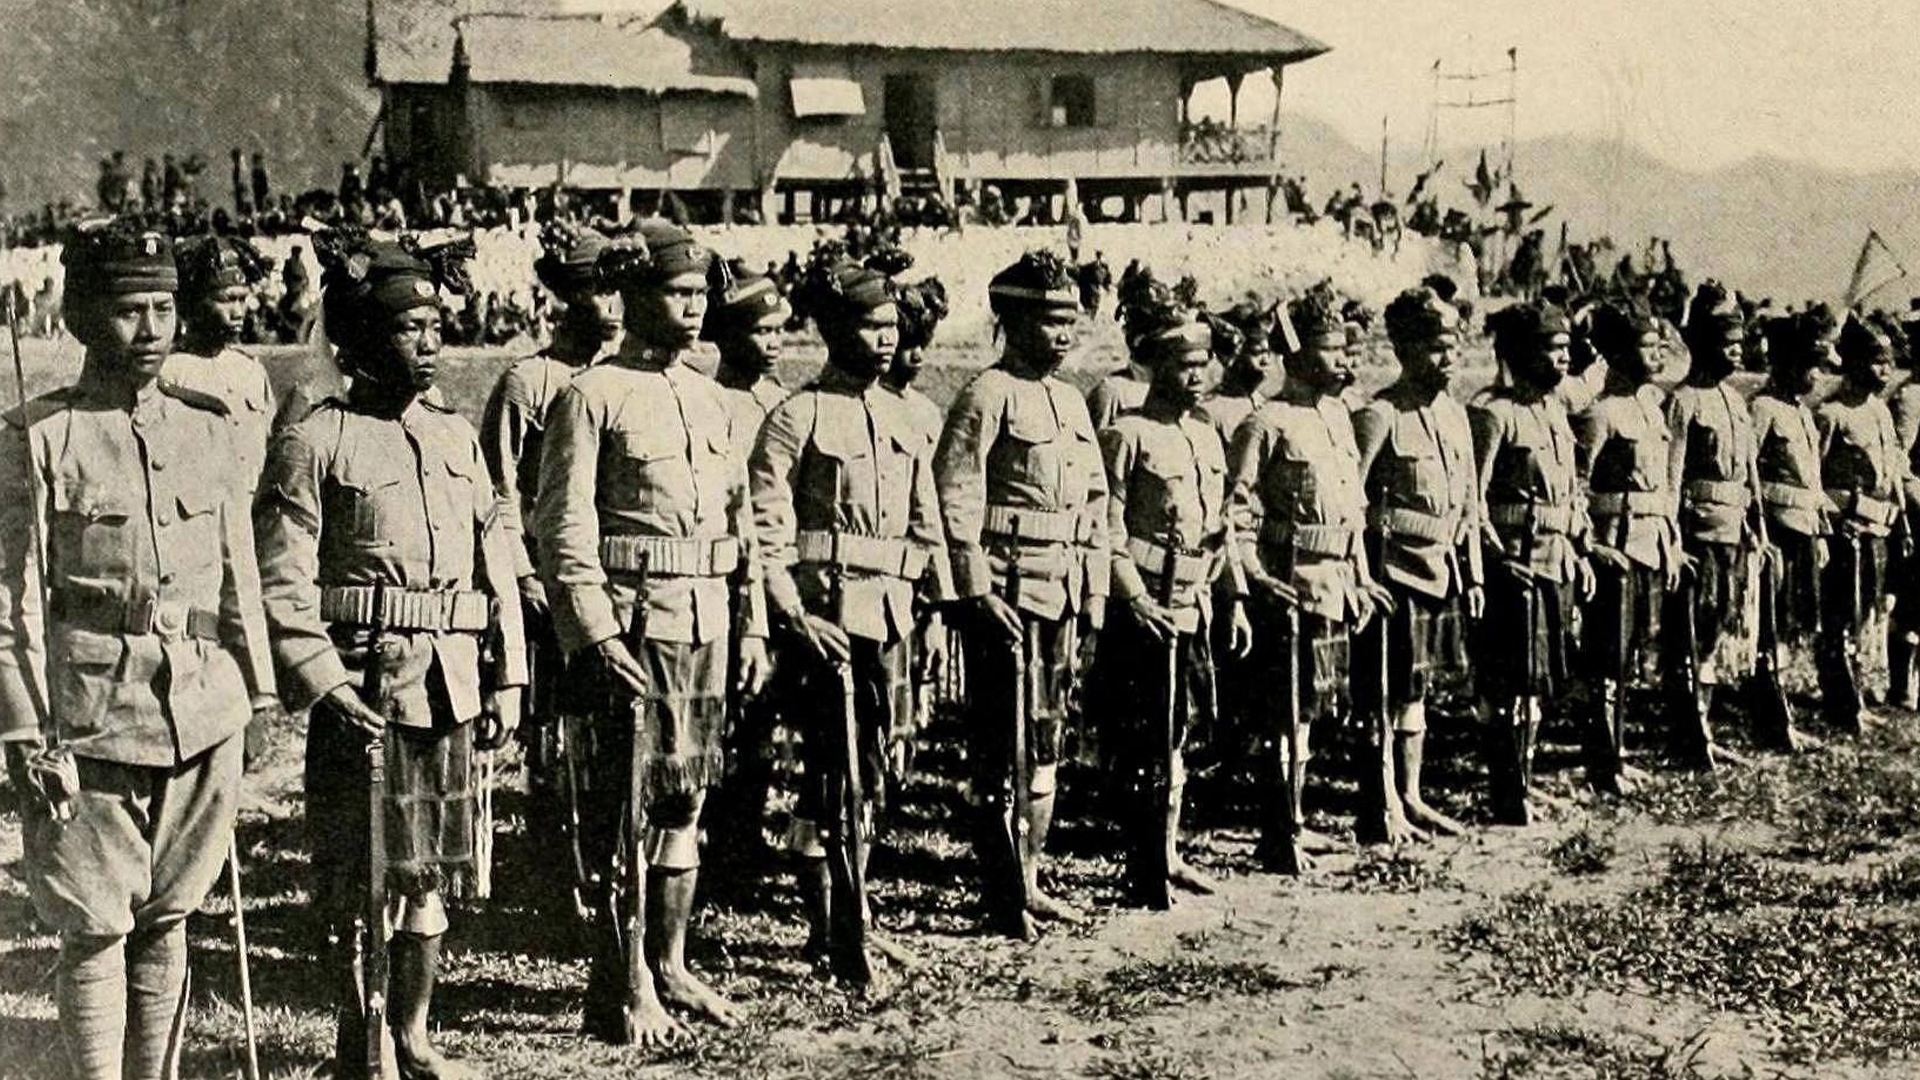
top-left (227, 833), bottom-right (261, 1080)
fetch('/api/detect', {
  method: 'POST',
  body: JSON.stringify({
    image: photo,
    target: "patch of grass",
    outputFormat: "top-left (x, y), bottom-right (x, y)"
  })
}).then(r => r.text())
top-left (1452, 841), bottom-right (1920, 1063)
top-left (1064, 954), bottom-right (1328, 1023)
top-left (1545, 824), bottom-right (1616, 877)
top-left (1085, 1040), bottom-right (1204, 1080)
top-left (1631, 723), bottom-right (1920, 863)
top-left (1479, 1022), bottom-right (1707, 1080)
top-left (1338, 846), bottom-right (1464, 894)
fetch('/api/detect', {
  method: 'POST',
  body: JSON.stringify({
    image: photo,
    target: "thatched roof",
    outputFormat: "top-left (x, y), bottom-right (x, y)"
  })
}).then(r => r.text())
top-left (369, 0), bottom-right (1329, 85)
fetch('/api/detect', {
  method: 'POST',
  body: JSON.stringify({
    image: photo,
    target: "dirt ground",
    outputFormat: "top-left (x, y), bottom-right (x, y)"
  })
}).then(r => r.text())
top-left (0, 344), bottom-right (1912, 1079)
top-left (5, 691), bottom-right (1920, 1080)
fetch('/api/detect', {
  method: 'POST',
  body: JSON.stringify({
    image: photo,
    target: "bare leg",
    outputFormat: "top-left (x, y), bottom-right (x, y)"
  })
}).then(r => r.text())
top-left (649, 869), bottom-right (742, 1027)
top-left (1024, 791), bottom-right (1084, 922)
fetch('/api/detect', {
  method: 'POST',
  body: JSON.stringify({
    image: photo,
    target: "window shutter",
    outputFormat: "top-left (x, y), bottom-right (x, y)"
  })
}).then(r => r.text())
top-left (1095, 74), bottom-right (1118, 128)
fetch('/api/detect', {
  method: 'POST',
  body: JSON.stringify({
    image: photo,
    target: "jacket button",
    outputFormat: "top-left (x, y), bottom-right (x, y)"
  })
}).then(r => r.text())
top-left (150, 458), bottom-right (165, 470)
top-left (156, 510), bottom-right (173, 527)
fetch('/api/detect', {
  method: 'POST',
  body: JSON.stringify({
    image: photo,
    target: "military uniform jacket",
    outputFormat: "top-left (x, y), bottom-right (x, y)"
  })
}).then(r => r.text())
top-left (1890, 380), bottom-right (1920, 513)
top-left (161, 345), bottom-right (275, 493)
top-left (1752, 392), bottom-right (1831, 539)
top-left (0, 372), bottom-right (276, 766)
top-left (716, 368), bottom-right (789, 464)
top-left (480, 351), bottom-right (593, 580)
top-left (1354, 388), bottom-right (1484, 599)
top-left (935, 366), bottom-right (1107, 621)
top-left (1816, 393), bottom-right (1906, 539)
top-left (1667, 383), bottom-right (1762, 547)
top-left (1086, 371), bottom-right (1149, 430)
top-left (257, 390), bottom-right (527, 726)
top-left (751, 366), bottom-right (954, 644)
top-left (888, 383), bottom-right (945, 458)
top-left (1471, 389), bottom-right (1588, 583)
top-left (1199, 391), bottom-right (1257, 447)
top-left (536, 354), bottom-right (767, 654)
top-left (1227, 396), bottom-right (1368, 621)
top-left (1103, 403), bottom-right (1245, 633)
top-left (1575, 385), bottom-right (1680, 571)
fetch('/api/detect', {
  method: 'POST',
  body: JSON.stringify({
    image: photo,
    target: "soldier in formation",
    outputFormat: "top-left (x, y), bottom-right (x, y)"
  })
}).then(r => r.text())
top-left (750, 251), bottom-right (952, 986)
top-left (256, 229), bottom-right (526, 1079)
top-left (534, 219), bottom-right (767, 1041)
top-left (0, 219), bottom-right (276, 1080)
top-left (935, 250), bottom-right (1105, 935)
top-left (478, 221), bottom-right (621, 913)
top-left (17, 218), bottom-right (1920, 1072)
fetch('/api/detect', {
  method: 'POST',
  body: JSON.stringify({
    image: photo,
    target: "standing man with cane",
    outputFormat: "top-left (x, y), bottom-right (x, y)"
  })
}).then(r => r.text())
top-left (256, 229), bottom-right (525, 1079)
top-left (0, 218), bottom-right (278, 1080)
top-left (936, 251), bottom-right (1108, 938)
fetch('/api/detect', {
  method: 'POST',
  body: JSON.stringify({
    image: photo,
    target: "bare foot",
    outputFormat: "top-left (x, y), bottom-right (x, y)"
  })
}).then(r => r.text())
top-left (1256, 840), bottom-right (1313, 876)
top-left (1168, 860), bottom-right (1217, 895)
top-left (1026, 888), bottom-right (1087, 925)
top-left (393, 1032), bottom-right (483, 1080)
top-left (1298, 827), bottom-right (1342, 855)
top-left (868, 930), bottom-right (923, 972)
top-left (627, 991), bottom-right (685, 1049)
top-left (1402, 798), bottom-right (1466, 837)
top-left (657, 966), bottom-right (742, 1029)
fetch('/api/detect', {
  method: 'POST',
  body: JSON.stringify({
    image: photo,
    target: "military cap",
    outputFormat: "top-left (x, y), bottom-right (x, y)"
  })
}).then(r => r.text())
top-left (1274, 282), bottom-right (1348, 355)
top-left (1836, 311), bottom-right (1892, 366)
top-left (175, 233), bottom-right (271, 298)
top-left (895, 276), bottom-right (950, 353)
top-left (1683, 280), bottom-right (1743, 351)
top-left (594, 217), bottom-right (712, 291)
top-left (1762, 312), bottom-right (1819, 370)
top-left (1585, 296), bottom-right (1662, 362)
top-left (701, 257), bottom-right (791, 341)
top-left (61, 216), bottom-right (177, 294)
top-left (795, 251), bottom-right (896, 331)
top-left (534, 220), bottom-right (611, 293)
top-left (1486, 302), bottom-right (1572, 361)
top-left (1383, 286), bottom-right (1462, 346)
top-left (314, 226), bottom-right (472, 347)
top-left (1114, 266), bottom-right (1194, 353)
top-left (987, 249), bottom-right (1079, 317)
top-left (1139, 309), bottom-right (1213, 363)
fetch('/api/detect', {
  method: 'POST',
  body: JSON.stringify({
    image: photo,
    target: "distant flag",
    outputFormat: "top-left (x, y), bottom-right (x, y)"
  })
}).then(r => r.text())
top-left (1466, 149), bottom-right (1496, 207)
top-left (1844, 228), bottom-right (1910, 308)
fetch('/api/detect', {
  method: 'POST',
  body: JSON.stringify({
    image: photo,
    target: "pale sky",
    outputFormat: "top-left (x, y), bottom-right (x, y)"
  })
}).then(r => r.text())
top-left (1207, 0), bottom-right (1920, 174)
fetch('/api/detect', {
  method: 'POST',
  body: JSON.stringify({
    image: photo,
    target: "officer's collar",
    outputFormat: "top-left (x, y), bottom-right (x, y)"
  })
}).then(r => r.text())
top-left (814, 362), bottom-right (882, 395)
top-left (611, 341), bottom-right (683, 372)
top-left (73, 356), bottom-right (167, 411)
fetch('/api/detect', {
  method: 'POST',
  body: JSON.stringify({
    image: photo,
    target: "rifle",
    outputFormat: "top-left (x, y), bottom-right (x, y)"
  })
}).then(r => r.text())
top-left (616, 551), bottom-right (652, 1043)
top-left (823, 531), bottom-right (872, 983)
top-left (361, 583), bottom-right (391, 1080)
top-left (1004, 561), bottom-right (1032, 926)
top-left (227, 833), bottom-right (261, 1080)
top-left (1144, 528), bottom-right (1183, 910)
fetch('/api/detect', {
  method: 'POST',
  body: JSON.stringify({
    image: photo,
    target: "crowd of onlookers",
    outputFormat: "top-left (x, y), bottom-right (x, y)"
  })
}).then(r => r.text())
top-left (2, 144), bottom-right (1873, 356)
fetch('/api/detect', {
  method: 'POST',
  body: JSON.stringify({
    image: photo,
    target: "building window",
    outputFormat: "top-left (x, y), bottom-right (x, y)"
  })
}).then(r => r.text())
top-left (1050, 74), bottom-right (1095, 128)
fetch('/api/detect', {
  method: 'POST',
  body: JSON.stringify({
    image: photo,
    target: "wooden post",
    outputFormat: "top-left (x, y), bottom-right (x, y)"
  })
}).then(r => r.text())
top-left (1159, 177), bottom-right (1177, 223)
top-left (1224, 182), bottom-right (1236, 226)
top-left (720, 188), bottom-right (735, 226)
